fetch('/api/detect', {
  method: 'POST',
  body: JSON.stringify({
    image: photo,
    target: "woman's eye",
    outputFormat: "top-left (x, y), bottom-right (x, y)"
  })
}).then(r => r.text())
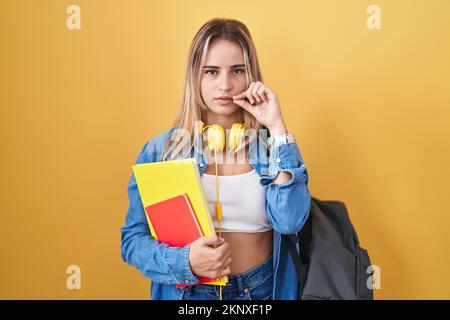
top-left (205, 69), bottom-right (244, 76)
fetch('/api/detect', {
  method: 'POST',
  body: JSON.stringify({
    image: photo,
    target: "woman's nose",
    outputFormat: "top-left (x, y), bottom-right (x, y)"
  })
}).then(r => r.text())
top-left (218, 73), bottom-right (232, 91)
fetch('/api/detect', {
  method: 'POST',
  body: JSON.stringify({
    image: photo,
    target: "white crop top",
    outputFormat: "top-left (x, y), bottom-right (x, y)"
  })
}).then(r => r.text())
top-left (201, 168), bottom-right (273, 233)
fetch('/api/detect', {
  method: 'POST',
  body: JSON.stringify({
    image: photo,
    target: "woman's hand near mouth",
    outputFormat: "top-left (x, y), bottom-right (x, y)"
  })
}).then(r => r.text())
top-left (232, 81), bottom-right (287, 135)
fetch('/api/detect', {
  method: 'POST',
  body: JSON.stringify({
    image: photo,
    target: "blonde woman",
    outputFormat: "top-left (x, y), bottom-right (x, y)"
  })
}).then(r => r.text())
top-left (121, 18), bottom-right (311, 300)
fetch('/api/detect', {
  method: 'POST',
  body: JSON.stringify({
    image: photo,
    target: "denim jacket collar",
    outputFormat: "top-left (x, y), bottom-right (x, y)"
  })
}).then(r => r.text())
top-left (171, 124), bottom-right (271, 177)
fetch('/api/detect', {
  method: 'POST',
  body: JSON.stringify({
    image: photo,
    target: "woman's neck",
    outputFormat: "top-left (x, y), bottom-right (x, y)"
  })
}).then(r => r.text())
top-left (203, 111), bottom-right (243, 129)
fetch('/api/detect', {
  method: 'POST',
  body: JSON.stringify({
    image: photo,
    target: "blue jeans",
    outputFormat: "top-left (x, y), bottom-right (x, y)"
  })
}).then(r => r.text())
top-left (181, 253), bottom-right (273, 300)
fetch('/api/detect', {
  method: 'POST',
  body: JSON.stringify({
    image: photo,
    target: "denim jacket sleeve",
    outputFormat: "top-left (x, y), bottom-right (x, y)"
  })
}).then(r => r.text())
top-left (260, 140), bottom-right (311, 235)
top-left (120, 140), bottom-right (199, 285)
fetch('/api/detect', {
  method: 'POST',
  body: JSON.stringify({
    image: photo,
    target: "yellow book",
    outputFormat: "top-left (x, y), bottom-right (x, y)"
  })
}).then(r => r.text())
top-left (132, 157), bottom-right (228, 286)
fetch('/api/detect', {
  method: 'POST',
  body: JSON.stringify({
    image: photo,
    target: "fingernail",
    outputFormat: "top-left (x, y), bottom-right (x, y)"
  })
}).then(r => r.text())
top-left (219, 237), bottom-right (225, 242)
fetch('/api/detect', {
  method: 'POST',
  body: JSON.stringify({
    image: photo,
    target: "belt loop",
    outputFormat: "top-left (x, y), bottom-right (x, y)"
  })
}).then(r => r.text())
top-left (214, 285), bottom-right (219, 297)
top-left (236, 275), bottom-right (245, 293)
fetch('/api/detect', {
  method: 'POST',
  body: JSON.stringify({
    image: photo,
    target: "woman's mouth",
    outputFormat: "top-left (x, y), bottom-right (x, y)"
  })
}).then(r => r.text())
top-left (215, 97), bottom-right (233, 105)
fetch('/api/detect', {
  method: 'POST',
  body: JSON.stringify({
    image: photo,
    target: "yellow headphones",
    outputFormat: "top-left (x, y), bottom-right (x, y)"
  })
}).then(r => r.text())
top-left (198, 121), bottom-right (247, 300)
top-left (199, 122), bottom-right (247, 154)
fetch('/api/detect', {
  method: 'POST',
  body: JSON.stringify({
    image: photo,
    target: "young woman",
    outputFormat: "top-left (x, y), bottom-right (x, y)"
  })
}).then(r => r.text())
top-left (121, 18), bottom-right (311, 300)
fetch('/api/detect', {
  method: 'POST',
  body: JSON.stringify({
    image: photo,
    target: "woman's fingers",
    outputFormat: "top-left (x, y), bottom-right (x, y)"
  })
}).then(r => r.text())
top-left (232, 92), bottom-right (247, 100)
top-left (221, 250), bottom-right (232, 263)
top-left (222, 256), bottom-right (232, 268)
top-left (220, 265), bottom-right (231, 278)
top-left (251, 82), bottom-right (262, 103)
top-left (246, 82), bottom-right (256, 104)
top-left (257, 86), bottom-right (267, 102)
top-left (233, 98), bottom-right (255, 114)
top-left (233, 81), bottom-right (268, 105)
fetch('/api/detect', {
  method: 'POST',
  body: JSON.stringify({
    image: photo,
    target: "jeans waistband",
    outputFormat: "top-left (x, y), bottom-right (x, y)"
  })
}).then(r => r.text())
top-left (188, 253), bottom-right (273, 294)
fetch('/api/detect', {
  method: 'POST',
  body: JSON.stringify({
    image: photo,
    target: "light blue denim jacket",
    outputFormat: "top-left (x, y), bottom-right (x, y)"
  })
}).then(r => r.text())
top-left (121, 125), bottom-right (311, 300)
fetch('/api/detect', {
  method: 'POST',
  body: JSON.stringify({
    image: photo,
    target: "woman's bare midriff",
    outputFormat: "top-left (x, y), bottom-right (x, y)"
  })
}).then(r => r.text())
top-left (203, 143), bottom-right (273, 275)
top-left (221, 231), bottom-right (273, 275)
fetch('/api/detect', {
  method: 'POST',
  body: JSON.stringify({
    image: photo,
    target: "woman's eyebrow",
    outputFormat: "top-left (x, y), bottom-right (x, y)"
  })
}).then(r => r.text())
top-left (202, 64), bottom-right (245, 69)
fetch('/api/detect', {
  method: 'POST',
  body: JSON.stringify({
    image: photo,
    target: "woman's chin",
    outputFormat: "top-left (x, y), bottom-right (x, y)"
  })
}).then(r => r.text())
top-left (210, 104), bottom-right (240, 114)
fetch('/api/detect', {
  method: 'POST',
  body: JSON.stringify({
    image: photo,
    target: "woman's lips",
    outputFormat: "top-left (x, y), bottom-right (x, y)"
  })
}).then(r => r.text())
top-left (215, 97), bottom-right (233, 105)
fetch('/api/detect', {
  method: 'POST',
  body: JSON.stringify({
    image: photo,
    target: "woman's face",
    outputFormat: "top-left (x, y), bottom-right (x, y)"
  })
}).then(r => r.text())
top-left (200, 38), bottom-right (248, 119)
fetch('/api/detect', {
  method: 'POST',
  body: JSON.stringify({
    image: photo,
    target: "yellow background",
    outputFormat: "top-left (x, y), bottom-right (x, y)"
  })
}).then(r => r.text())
top-left (1, 0), bottom-right (449, 299)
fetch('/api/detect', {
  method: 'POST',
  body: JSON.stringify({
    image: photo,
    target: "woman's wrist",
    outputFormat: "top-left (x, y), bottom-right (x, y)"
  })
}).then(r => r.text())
top-left (268, 121), bottom-right (288, 136)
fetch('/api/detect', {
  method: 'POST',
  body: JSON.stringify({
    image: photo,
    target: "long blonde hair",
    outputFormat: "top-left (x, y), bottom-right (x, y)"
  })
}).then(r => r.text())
top-left (162, 18), bottom-right (264, 161)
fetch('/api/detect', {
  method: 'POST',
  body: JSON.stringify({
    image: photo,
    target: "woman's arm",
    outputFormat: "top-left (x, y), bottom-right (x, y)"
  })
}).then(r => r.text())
top-left (120, 141), bottom-right (199, 285)
top-left (233, 81), bottom-right (312, 235)
top-left (260, 140), bottom-right (311, 235)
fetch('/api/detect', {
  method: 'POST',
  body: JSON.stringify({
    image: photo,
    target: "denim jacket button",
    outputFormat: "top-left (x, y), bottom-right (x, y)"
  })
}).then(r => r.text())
top-left (276, 158), bottom-right (281, 163)
top-left (200, 163), bottom-right (204, 167)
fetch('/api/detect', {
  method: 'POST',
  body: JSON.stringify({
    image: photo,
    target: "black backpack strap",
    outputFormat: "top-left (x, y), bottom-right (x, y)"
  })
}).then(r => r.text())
top-left (282, 204), bottom-right (314, 299)
top-left (283, 234), bottom-right (303, 274)
top-left (283, 234), bottom-right (308, 298)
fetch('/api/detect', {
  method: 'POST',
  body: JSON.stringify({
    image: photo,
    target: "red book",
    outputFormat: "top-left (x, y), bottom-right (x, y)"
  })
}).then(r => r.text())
top-left (144, 193), bottom-right (218, 287)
